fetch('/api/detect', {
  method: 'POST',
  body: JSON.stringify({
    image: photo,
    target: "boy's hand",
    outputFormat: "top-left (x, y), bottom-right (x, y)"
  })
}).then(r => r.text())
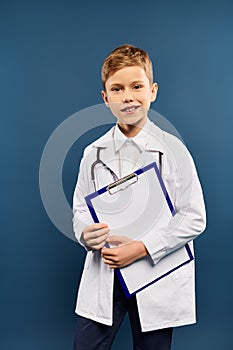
top-left (82, 223), bottom-right (110, 250)
top-left (101, 240), bottom-right (148, 268)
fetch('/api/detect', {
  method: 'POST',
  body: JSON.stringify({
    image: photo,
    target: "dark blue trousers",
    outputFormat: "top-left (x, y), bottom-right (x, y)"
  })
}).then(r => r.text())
top-left (73, 274), bottom-right (173, 350)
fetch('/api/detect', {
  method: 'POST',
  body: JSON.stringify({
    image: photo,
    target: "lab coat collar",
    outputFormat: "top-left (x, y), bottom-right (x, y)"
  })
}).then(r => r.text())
top-left (93, 118), bottom-right (164, 152)
top-left (114, 119), bottom-right (151, 153)
top-left (91, 118), bottom-right (165, 178)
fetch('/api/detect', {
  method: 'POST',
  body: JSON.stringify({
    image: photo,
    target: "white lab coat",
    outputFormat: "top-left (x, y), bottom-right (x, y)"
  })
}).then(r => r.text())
top-left (73, 119), bottom-right (206, 331)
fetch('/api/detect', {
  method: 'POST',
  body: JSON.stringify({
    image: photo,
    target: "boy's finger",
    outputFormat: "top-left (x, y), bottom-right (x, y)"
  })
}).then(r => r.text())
top-left (92, 223), bottom-right (108, 230)
top-left (101, 247), bottom-right (117, 258)
top-left (88, 233), bottom-right (109, 244)
top-left (92, 228), bottom-right (109, 238)
top-left (85, 228), bottom-right (109, 240)
top-left (92, 241), bottom-right (107, 250)
top-left (101, 247), bottom-right (111, 254)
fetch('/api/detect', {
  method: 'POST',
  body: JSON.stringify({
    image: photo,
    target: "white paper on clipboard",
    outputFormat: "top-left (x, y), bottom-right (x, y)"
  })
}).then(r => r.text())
top-left (85, 162), bottom-right (193, 298)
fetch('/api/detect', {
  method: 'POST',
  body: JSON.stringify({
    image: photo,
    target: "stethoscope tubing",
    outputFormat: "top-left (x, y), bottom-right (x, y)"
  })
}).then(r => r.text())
top-left (91, 147), bottom-right (163, 192)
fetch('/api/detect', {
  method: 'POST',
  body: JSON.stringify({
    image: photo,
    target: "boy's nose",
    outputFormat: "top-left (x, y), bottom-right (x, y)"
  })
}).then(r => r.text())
top-left (122, 89), bottom-right (133, 102)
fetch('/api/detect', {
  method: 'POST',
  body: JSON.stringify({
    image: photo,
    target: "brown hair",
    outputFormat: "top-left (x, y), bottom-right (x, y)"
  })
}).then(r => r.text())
top-left (101, 44), bottom-right (153, 90)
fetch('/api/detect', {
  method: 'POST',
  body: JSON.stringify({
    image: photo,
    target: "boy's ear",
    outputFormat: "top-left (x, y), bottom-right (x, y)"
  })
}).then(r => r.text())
top-left (150, 83), bottom-right (158, 102)
top-left (101, 90), bottom-right (109, 106)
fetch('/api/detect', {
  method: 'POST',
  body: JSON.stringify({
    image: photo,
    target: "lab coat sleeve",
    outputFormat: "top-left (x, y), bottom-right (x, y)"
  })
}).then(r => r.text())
top-left (140, 137), bottom-right (206, 265)
top-left (72, 149), bottom-right (94, 250)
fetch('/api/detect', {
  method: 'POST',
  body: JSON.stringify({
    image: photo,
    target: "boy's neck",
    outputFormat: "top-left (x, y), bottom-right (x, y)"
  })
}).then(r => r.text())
top-left (117, 119), bottom-right (147, 138)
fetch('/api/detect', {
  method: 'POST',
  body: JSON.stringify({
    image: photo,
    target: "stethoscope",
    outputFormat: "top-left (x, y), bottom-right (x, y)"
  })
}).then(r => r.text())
top-left (91, 147), bottom-right (118, 191)
top-left (91, 146), bottom-right (163, 192)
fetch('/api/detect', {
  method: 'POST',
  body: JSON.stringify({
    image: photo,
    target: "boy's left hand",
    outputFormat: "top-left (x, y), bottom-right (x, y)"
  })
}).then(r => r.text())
top-left (101, 240), bottom-right (148, 268)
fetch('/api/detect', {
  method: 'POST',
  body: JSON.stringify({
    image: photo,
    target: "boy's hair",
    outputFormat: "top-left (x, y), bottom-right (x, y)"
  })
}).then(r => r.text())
top-left (101, 44), bottom-right (153, 90)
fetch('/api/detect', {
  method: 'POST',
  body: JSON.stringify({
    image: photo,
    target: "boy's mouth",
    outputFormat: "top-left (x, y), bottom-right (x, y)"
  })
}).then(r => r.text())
top-left (120, 105), bottom-right (140, 113)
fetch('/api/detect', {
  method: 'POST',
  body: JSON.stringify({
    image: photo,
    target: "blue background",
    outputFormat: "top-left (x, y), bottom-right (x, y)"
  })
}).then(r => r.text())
top-left (1, 0), bottom-right (232, 349)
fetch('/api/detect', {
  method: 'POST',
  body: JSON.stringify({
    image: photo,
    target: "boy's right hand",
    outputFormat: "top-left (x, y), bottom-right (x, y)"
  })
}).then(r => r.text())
top-left (82, 223), bottom-right (110, 250)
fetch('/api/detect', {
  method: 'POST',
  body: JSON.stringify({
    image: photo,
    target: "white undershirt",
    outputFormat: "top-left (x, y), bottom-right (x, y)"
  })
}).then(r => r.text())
top-left (114, 119), bottom-right (151, 178)
top-left (118, 139), bottom-right (141, 177)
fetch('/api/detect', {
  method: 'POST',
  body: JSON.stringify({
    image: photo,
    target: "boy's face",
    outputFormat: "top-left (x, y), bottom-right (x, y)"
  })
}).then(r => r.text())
top-left (102, 66), bottom-right (158, 132)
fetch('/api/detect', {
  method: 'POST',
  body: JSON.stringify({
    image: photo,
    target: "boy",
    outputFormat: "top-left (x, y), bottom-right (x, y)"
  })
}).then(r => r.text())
top-left (72, 44), bottom-right (206, 349)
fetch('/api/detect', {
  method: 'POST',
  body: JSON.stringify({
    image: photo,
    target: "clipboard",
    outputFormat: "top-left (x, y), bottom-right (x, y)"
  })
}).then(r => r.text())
top-left (85, 162), bottom-right (193, 298)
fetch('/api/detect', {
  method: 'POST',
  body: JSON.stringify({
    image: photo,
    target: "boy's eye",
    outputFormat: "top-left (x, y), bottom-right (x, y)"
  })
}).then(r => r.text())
top-left (111, 87), bottom-right (121, 92)
top-left (134, 84), bottom-right (143, 89)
